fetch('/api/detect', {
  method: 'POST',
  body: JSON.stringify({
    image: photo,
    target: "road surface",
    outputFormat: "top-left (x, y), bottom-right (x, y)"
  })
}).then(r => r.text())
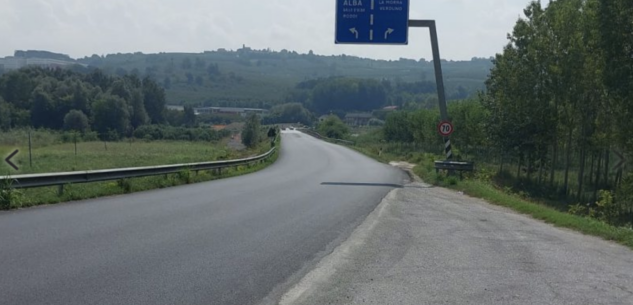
top-left (280, 164), bottom-right (633, 305)
top-left (0, 130), bottom-right (408, 305)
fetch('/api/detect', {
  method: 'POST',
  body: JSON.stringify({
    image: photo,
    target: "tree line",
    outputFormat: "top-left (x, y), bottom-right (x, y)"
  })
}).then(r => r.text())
top-left (483, 0), bottom-right (632, 199)
top-left (281, 76), bottom-right (463, 117)
top-left (0, 67), bottom-right (201, 140)
top-left (381, 0), bottom-right (632, 226)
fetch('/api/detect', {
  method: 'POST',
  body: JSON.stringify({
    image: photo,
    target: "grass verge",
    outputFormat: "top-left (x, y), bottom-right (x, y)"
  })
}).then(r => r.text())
top-left (348, 144), bottom-right (633, 250)
top-left (1, 137), bottom-right (280, 210)
top-left (2, 140), bottom-right (243, 175)
top-left (455, 180), bottom-right (633, 249)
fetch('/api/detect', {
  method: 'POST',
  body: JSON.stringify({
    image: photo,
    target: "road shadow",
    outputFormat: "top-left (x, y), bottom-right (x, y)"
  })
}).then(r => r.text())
top-left (321, 182), bottom-right (434, 189)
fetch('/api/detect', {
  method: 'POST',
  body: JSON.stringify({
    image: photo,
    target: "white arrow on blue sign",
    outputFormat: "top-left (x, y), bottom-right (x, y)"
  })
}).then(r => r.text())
top-left (335, 0), bottom-right (410, 45)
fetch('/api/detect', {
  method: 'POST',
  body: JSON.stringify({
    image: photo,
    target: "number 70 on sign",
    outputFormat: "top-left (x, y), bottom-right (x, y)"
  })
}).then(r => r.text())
top-left (438, 121), bottom-right (454, 137)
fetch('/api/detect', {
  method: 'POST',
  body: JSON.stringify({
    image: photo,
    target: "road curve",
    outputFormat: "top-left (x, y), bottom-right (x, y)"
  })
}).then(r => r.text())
top-left (0, 130), bottom-right (408, 305)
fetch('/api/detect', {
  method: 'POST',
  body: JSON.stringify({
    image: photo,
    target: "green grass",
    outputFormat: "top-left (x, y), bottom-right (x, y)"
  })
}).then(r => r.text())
top-left (453, 180), bottom-right (633, 249)
top-left (1, 136), bottom-right (281, 209)
top-left (2, 140), bottom-right (240, 175)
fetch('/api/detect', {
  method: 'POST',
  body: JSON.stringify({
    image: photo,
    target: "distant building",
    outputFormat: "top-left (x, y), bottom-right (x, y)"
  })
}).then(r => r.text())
top-left (166, 105), bottom-right (185, 111)
top-left (165, 105), bottom-right (268, 117)
top-left (194, 107), bottom-right (268, 117)
top-left (344, 113), bottom-right (373, 126)
top-left (383, 106), bottom-right (399, 111)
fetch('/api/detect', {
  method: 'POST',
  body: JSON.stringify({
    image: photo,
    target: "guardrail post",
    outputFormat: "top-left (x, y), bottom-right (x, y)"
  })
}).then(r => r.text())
top-left (58, 185), bottom-right (64, 196)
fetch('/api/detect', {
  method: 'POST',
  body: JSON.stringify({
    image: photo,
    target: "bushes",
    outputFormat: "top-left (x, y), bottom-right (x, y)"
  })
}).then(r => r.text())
top-left (0, 179), bottom-right (22, 210)
top-left (0, 129), bottom-right (61, 148)
top-left (317, 115), bottom-right (349, 139)
top-left (133, 125), bottom-right (224, 142)
top-left (60, 131), bottom-right (102, 143)
top-left (0, 126), bottom-right (227, 150)
top-left (241, 113), bottom-right (262, 148)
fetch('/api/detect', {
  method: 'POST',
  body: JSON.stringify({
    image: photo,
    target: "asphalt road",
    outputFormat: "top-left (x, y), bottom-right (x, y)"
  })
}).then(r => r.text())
top-left (280, 167), bottom-right (633, 305)
top-left (0, 130), bottom-right (408, 305)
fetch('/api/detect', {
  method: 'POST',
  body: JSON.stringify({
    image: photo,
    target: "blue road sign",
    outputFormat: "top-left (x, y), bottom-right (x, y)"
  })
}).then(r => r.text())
top-left (335, 0), bottom-right (410, 45)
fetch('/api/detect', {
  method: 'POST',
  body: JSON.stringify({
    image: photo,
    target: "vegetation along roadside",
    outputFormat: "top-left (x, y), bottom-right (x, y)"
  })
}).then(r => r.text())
top-left (0, 122), bottom-right (280, 210)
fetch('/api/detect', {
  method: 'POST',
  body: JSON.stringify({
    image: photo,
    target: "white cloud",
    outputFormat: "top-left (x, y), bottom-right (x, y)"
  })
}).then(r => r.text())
top-left (0, 0), bottom-right (531, 60)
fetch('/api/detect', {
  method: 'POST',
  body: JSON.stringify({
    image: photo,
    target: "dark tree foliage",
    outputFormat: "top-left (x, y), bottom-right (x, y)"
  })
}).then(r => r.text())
top-left (0, 67), bottom-right (170, 137)
top-left (92, 94), bottom-right (130, 138)
top-left (383, 111), bottom-right (413, 143)
top-left (63, 109), bottom-right (90, 133)
top-left (241, 113), bottom-right (262, 148)
top-left (130, 89), bottom-right (150, 129)
top-left (311, 78), bottom-right (387, 115)
top-left (262, 103), bottom-right (314, 125)
top-left (0, 96), bottom-right (11, 130)
top-left (133, 125), bottom-right (228, 142)
top-left (110, 79), bottom-right (131, 101)
top-left (317, 115), bottom-right (349, 139)
top-left (183, 105), bottom-right (197, 127)
top-left (0, 71), bottom-right (34, 109)
top-left (164, 108), bottom-right (184, 126)
top-left (30, 89), bottom-right (57, 129)
top-left (71, 82), bottom-right (91, 115)
top-left (142, 77), bottom-right (166, 124)
top-left (456, 0), bottom-right (633, 221)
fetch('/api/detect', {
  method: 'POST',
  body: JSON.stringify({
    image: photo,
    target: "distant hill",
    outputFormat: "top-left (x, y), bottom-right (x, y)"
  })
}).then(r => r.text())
top-left (14, 50), bottom-right (74, 61)
top-left (76, 47), bottom-right (493, 108)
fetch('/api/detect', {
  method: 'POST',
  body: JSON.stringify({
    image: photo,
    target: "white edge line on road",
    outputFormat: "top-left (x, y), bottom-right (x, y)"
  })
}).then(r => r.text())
top-left (278, 188), bottom-right (400, 305)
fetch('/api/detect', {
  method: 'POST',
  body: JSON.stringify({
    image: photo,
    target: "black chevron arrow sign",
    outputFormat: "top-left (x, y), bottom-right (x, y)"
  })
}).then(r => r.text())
top-left (5, 149), bottom-right (18, 171)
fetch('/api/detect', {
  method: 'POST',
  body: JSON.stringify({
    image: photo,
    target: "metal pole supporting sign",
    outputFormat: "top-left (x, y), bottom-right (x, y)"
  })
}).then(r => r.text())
top-left (409, 20), bottom-right (453, 160)
top-left (334, 1), bottom-right (454, 160)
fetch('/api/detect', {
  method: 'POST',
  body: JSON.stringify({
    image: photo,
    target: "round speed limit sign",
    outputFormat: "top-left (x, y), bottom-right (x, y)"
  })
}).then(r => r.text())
top-left (437, 121), bottom-right (454, 137)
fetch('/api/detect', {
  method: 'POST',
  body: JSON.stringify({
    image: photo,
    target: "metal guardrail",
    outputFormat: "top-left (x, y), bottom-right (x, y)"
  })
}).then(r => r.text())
top-left (434, 160), bottom-right (475, 179)
top-left (434, 161), bottom-right (475, 172)
top-left (0, 147), bottom-right (277, 190)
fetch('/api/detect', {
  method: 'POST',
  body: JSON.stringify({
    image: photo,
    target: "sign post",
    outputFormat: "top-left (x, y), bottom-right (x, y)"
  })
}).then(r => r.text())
top-left (409, 20), bottom-right (453, 160)
top-left (334, 1), bottom-right (454, 160)
top-left (335, 0), bottom-right (410, 45)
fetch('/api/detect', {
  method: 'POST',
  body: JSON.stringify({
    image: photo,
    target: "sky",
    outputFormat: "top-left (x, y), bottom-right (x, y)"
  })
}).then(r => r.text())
top-left (0, 0), bottom-right (531, 61)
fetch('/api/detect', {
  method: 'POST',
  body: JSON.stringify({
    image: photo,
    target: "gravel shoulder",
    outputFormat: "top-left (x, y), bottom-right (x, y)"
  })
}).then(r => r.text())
top-left (278, 163), bottom-right (633, 305)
